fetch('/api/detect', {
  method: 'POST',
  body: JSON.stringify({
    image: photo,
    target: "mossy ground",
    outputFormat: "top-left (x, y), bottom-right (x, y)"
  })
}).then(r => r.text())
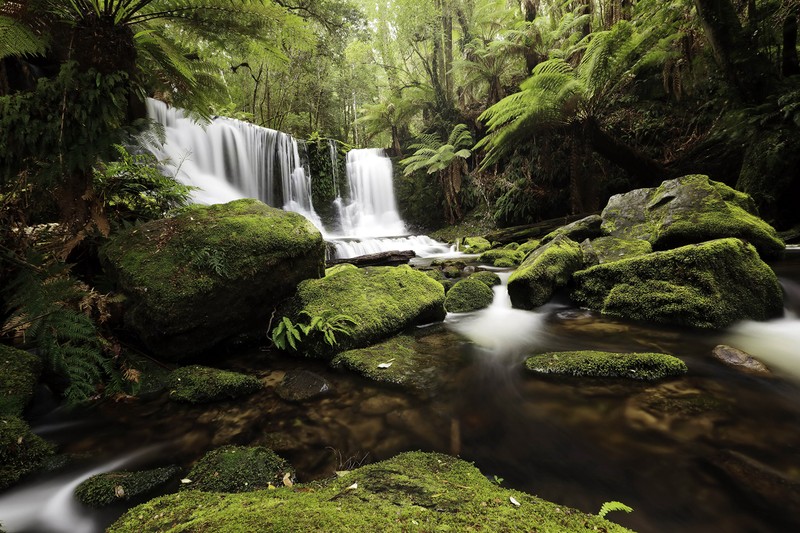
top-left (109, 451), bottom-right (632, 533)
top-left (0, 345), bottom-right (41, 416)
top-left (0, 415), bottom-right (55, 490)
top-left (525, 351), bottom-right (688, 381)
top-left (167, 365), bottom-right (262, 404)
top-left (182, 445), bottom-right (291, 493)
top-left (445, 278), bottom-right (494, 313)
top-left (508, 235), bottom-right (584, 310)
top-left (285, 265), bottom-right (445, 356)
top-left (571, 238), bottom-right (783, 329)
top-left (74, 466), bottom-right (181, 507)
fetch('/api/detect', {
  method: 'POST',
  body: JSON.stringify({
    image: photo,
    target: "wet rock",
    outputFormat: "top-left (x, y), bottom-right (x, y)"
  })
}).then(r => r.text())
top-left (710, 450), bottom-right (800, 511)
top-left (541, 214), bottom-right (603, 245)
top-left (182, 445), bottom-right (292, 493)
top-left (276, 369), bottom-right (332, 402)
top-left (101, 199), bottom-right (325, 359)
top-left (359, 395), bottom-right (410, 416)
top-left (525, 351), bottom-right (687, 381)
top-left (462, 236), bottom-right (492, 253)
top-left (74, 466), bottom-right (181, 507)
top-left (0, 415), bottom-right (55, 490)
top-left (167, 365), bottom-right (262, 404)
top-left (571, 238), bottom-right (784, 329)
top-left (445, 278), bottom-right (494, 313)
top-left (508, 234), bottom-right (584, 310)
top-left (601, 174), bottom-right (784, 257)
top-left (580, 236), bottom-right (652, 266)
top-left (478, 248), bottom-right (524, 267)
top-left (0, 345), bottom-right (41, 416)
top-left (469, 270), bottom-right (501, 288)
top-left (711, 345), bottom-right (771, 375)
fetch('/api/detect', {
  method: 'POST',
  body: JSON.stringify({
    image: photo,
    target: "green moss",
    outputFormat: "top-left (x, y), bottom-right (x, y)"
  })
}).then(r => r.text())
top-left (462, 236), bottom-right (492, 254)
top-left (0, 415), bottom-right (55, 490)
top-left (101, 198), bottom-right (325, 358)
top-left (479, 248), bottom-right (524, 267)
top-left (326, 263), bottom-right (358, 276)
top-left (503, 242), bottom-right (520, 250)
top-left (182, 445), bottom-right (291, 493)
top-left (167, 365), bottom-right (262, 404)
top-left (0, 345), bottom-right (41, 416)
top-left (445, 278), bottom-right (494, 313)
top-left (581, 236), bottom-right (652, 266)
top-left (443, 265), bottom-right (462, 278)
top-left (572, 238), bottom-right (783, 329)
top-left (541, 215), bottom-right (603, 244)
top-left (525, 351), bottom-right (687, 381)
top-left (74, 466), bottom-right (181, 507)
top-left (508, 235), bottom-right (584, 310)
top-left (285, 265), bottom-right (446, 356)
top-left (110, 451), bottom-right (632, 533)
top-left (517, 239), bottom-right (542, 256)
top-left (469, 270), bottom-right (501, 288)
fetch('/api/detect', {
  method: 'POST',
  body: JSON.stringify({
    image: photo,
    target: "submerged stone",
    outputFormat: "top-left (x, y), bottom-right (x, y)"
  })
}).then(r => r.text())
top-left (275, 369), bottom-right (332, 402)
top-left (167, 365), bottom-right (262, 404)
top-left (507, 234), bottom-right (584, 309)
top-left (282, 265), bottom-right (445, 357)
top-left (101, 199), bottom-right (325, 359)
top-left (74, 466), bottom-right (181, 507)
top-left (711, 345), bottom-right (771, 375)
top-left (0, 415), bottom-right (54, 491)
top-left (525, 350), bottom-right (687, 381)
top-left (571, 238), bottom-right (784, 329)
top-left (0, 345), bottom-right (41, 416)
top-left (445, 278), bottom-right (494, 313)
top-left (601, 174), bottom-right (784, 257)
top-left (109, 451), bottom-right (632, 532)
top-left (181, 445), bottom-right (292, 493)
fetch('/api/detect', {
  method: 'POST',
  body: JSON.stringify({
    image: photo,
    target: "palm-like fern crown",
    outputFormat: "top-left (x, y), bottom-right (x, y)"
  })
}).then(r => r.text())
top-left (401, 123), bottom-right (473, 175)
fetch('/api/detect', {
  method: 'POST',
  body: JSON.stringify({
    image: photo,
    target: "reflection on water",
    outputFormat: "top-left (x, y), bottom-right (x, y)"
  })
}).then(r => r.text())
top-left (2, 269), bottom-right (800, 533)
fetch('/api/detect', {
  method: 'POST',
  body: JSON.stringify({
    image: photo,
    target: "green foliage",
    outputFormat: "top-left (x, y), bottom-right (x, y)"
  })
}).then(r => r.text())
top-left (93, 145), bottom-right (194, 224)
top-left (2, 259), bottom-right (123, 405)
top-left (74, 466), bottom-right (182, 507)
top-left (401, 124), bottom-right (473, 176)
top-left (598, 501), bottom-right (634, 519)
top-left (271, 311), bottom-right (356, 352)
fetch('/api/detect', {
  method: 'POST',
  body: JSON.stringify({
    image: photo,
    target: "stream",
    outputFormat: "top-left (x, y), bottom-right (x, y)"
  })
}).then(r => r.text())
top-left (2, 252), bottom-right (799, 533)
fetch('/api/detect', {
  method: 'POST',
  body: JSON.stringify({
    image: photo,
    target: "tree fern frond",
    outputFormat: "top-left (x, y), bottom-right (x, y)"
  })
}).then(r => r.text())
top-left (0, 14), bottom-right (47, 59)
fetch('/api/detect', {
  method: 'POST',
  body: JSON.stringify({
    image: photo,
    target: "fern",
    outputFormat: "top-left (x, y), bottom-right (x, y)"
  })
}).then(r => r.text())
top-left (270, 311), bottom-right (356, 352)
top-left (598, 501), bottom-right (634, 519)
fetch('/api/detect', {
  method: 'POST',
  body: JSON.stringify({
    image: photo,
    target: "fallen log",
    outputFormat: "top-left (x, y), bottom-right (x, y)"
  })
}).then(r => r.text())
top-left (484, 213), bottom-right (598, 244)
top-left (326, 250), bottom-right (417, 267)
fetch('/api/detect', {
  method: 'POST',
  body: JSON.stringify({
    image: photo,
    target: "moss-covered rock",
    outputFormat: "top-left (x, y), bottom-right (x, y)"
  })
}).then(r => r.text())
top-left (167, 365), bottom-right (262, 404)
top-left (601, 174), bottom-right (784, 257)
top-left (580, 236), bottom-right (652, 266)
top-left (101, 199), bottom-right (325, 359)
top-left (507, 235), bottom-right (584, 310)
top-left (0, 345), bottom-right (41, 416)
top-left (109, 451), bottom-right (632, 533)
top-left (462, 236), bottom-right (492, 254)
top-left (445, 278), bottom-right (494, 313)
top-left (469, 270), bottom-right (501, 288)
top-left (74, 466), bottom-right (181, 507)
top-left (282, 265), bottom-right (445, 356)
top-left (525, 351), bottom-right (688, 381)
top-left (479, 248), bottom-right (524, 267)
top-left (571, 238), bottom-right (783, 329)
top-left (517, 239), bottom-right (541, 256)
top-left (0, 415), bottom-right (55, 491)
top-left (541, 214), bottom-right (603, 244)
top-left (181, 445), bottom-right (291, 493)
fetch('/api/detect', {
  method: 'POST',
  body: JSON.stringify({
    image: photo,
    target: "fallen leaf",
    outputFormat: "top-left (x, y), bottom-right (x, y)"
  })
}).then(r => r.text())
top-left (346, 482), bottom-right (358, 490)
top-left (283, 472), bottom-right (293, 487)
top-left (114, 485), bottom-right (125, 498)
top-left (510, 496), bottom-right (520, 507)
top-left (377, 360), bottom-right (394, 369)
top-left (180, 478), bottom-right (192, 484)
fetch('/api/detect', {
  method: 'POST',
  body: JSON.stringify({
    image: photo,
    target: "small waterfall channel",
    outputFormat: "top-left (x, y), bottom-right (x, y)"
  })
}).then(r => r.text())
top-left (145, 100), bottom-right (452, 259)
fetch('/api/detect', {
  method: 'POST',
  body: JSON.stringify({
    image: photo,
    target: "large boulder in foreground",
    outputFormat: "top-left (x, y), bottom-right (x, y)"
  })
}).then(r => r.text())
top-left (571, 238), bottom-right (783, 329)
top-left (102, 199), bottom-right (324, 359)
top-left (283, 264), bottom-right (445, 356)
top-left (601, 174), bottom-right (784, 257)
top-left (109, 451), bottom-right (632, 533)
top-left (507, 234), bottom-right (584, 310)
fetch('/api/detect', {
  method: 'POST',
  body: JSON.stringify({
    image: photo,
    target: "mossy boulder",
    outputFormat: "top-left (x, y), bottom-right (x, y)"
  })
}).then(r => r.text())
top-left (167, 365), bottom-right (262, 404)
top-left (507, 235), bottom-right (584, 310)
top-left (109, 451), bottom-right (632, 533)
top-left (462, 236), bottom-right (492, 254)
top-left (571, 238), bottom-right (783, 329)
top-left (469, 270), bottom-right (501, 288)
top-left (541, 214), bottom-right (603, 244)
top-left (0, 415), bottom-right (55, 490)
top-left (580, 236), bottom-right (652, 266)
top-left (445, 278), bottom-right (494, 313)
top-left (601, 174), bottom-right (784, 257)
top-left (182, 445), bottom-right (292, 493)
top-left (74, 466), bottom-right (181, 507)
top-left (479, 248), bottom-right (524, 267)
top-left (0, 345), bottom-right (41, 416)
top-left (517, 239), bottom-right (542, 256)
top-left (525, 351), bottom-right (688, 381)
top-left (101, 199), bottom-right (325, 359)
top-left (282, 265), bottom-right (445, 356)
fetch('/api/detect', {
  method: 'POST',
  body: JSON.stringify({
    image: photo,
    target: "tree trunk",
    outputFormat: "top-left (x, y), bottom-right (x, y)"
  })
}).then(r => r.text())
top-left (443, 0), bottom-right (454, 98)
top-left (584, 117), bottom-right (669, 186)
top-left (782, 9), bottom-right (800, 77)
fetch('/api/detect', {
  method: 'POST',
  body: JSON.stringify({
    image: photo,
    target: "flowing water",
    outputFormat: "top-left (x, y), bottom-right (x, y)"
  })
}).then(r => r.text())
top-left (2, 255), bottom-right (799, 532)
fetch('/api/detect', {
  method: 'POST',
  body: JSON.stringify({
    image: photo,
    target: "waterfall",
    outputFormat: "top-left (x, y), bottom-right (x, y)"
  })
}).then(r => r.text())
top-left (145, 99), bottom-right (324, 230)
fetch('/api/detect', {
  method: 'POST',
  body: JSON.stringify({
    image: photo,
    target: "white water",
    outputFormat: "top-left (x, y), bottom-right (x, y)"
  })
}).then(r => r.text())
top-left (145, 101), bottom-right (452, 259)
top-left (0, 445), bottom-right (164, 533)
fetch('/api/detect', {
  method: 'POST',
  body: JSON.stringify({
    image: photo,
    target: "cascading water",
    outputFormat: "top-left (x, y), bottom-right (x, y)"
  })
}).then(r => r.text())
top-left (145, 99), bottom-right (324, 230)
